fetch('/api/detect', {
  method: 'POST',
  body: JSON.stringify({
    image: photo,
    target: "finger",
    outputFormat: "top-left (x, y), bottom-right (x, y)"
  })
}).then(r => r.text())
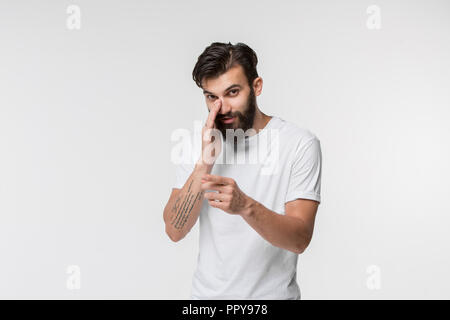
top-left (202, 173), bottom-right (233, 185)
top-left (205, 104), bottom-right (220, 129)
top-left (205, 101), bottom-right (221, 129)
top-left (204, 191), bottom-right (230, 202)
top-left (200, 181), bottom-right (227, 192)
top-left (208, 199), bottom-right (226, 210)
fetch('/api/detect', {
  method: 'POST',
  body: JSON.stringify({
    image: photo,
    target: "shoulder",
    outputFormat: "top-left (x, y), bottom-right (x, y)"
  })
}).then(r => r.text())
top-left (273, 118), bottom-right (322, 171)
top-left (273, 116), bottom-right (320, 148)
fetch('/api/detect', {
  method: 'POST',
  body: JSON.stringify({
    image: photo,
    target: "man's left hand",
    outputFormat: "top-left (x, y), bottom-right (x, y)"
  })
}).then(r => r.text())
top-left (200, 174), bottom-right (254, 216)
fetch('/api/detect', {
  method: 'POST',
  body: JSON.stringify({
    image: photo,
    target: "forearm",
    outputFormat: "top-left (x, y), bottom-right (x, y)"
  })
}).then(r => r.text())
top-left (164, 160), bottom-right (212, 241)
top-left (241, 200), bottom-right (312, 254)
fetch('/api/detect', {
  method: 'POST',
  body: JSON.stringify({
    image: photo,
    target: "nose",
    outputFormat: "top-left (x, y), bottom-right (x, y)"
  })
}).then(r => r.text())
top-left (216, 99), bottom-right (232, 116)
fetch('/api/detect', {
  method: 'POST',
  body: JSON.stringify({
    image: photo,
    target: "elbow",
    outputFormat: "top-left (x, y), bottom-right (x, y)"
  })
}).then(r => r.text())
top-left (293, 246), bottom-right (305, 255)
top-left (294, 238), bottom-right (311, 254)
top-left (168, 232), bottom-right (181, 243)
top-left (293, 230), bottom-right (313, 254)
top-left (165, 224), bottom-right (183, 243)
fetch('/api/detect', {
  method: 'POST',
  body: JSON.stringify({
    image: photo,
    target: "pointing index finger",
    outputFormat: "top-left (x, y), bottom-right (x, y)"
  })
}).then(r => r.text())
top-left (202, 174), bottom-right (231, 185)
top-left (206, 101), bottom-right (221, 129)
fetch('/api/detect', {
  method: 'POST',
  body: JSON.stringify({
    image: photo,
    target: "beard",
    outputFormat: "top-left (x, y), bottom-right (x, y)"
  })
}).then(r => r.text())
top-left (214, 87), bottom-right (257, 142)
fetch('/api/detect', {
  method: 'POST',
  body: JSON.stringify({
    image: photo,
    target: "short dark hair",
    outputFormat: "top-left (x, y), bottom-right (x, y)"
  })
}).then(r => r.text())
top-left (192, 42), bottom-right (259, 89)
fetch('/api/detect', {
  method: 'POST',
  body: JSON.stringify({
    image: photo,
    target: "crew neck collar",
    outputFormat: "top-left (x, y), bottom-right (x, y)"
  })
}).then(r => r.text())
top-left (222, 115), bottom-right (279, 146)
top-left (245, 115), bottom-right (276, 142)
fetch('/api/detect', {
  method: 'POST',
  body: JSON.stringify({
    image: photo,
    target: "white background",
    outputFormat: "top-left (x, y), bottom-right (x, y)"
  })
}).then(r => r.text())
top-left (0, 0), bottom-right (449, 299)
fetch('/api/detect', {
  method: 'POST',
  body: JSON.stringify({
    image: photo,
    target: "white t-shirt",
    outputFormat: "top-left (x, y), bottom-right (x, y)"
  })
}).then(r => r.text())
top-left (172, 115), bottom-right (322, 300)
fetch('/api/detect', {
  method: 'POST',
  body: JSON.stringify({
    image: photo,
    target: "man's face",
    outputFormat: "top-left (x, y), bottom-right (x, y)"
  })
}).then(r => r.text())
top-left (202, 64), bottom-right (257, 139)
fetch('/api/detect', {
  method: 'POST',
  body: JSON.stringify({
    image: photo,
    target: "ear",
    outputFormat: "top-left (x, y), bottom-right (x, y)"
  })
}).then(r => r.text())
top-left (252, 77), bottom-right (263, 96)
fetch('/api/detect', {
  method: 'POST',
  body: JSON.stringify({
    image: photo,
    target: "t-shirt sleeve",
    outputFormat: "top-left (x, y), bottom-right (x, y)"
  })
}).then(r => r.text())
top-left (285, 137), bottom-right (322, 204)
top-left (172, 161), bottom-right (195, 190)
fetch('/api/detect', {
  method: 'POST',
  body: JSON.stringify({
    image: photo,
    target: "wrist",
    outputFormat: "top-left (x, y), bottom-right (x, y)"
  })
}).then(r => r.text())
top-left (195, 158), bottom-right (213, 174)
top-left (241, 196), bottom-right (257, 218)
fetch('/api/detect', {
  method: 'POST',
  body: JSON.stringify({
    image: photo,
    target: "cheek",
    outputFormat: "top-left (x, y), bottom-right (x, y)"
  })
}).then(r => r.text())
top-left (230, 96), bottom-right (248, 112)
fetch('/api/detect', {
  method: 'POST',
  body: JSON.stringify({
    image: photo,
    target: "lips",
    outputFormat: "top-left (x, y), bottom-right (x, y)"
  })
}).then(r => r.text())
top-left (220, 116), bottom-right (235, 124)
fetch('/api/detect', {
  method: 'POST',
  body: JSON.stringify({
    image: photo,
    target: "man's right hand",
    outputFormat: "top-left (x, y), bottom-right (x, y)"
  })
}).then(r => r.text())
top-left (165, 101), bottom-right (223, 241)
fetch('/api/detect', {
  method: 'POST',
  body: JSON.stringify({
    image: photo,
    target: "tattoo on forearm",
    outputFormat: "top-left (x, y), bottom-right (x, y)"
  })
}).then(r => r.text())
top-left (175, 192), bottom-right (195, 228)
top-left (170, 179), bottom-right (204, 229)
top-left (171, 180), bottom-right (193, 226)
top-left (170, 180), bottom-right (193, 226)
top-left (176, 191), bottom-right (204, 229)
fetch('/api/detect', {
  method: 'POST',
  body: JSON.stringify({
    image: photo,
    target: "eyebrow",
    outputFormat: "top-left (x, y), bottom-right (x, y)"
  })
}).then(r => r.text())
top-left (202, 84), bottom-right (242, 96)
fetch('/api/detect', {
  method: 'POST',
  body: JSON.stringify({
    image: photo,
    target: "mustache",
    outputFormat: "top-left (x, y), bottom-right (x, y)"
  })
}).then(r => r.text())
top-left (216, 113), bottom-right (236, 120)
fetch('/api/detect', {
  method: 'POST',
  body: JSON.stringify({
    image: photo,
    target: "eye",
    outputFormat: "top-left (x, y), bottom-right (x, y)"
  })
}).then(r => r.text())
top-left (228, 89), bottom-right (239, 96)
top-left (207, 95), bottom-right (217, 100)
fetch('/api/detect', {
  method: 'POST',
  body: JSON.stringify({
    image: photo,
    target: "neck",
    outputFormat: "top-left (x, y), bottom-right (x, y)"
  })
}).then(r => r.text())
top-left (251, 108), bottom-right (272, 134)
top-left (244, 109), bottom-right (272, 138)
